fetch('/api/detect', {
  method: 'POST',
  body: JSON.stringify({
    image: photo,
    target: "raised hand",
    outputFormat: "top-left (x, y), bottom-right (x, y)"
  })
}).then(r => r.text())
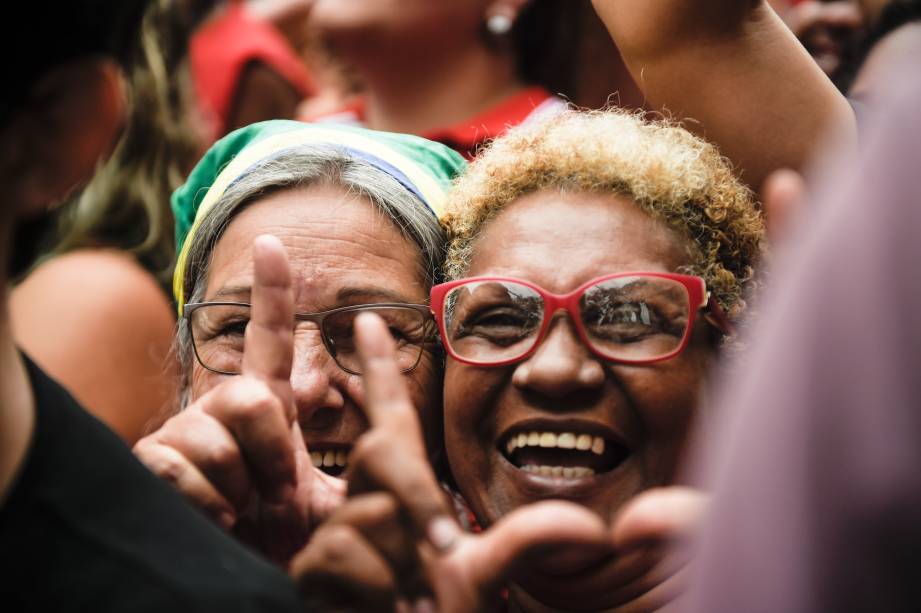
top-left (290, 313), bottom-right (616, 611)
top-left (134, 235), bottom-right (345, 564)
top-left (590, 0), bottom-right (855, 196)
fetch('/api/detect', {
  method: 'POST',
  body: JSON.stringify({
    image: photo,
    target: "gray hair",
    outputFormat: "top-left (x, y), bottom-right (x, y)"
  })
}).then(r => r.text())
top-left (174, 145), bottom-right (446, 408)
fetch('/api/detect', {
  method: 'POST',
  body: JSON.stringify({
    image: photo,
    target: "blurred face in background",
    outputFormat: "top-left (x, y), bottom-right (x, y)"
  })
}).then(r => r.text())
top-left (770, 0), bottom-right (864, 76)
top-left (309, 0), bottom-right (494, 56)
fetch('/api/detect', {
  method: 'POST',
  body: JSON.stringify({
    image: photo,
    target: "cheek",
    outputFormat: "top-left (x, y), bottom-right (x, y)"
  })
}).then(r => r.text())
top-left (403, 351), bottom-right (443, 456)
top-left (189, 364), bottom-right (225, 402)
top-left (442, 362), bottom-right (505, 472)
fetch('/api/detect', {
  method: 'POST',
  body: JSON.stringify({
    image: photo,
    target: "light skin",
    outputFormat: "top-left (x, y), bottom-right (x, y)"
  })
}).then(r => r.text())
top-left (290, 191), bottom-right (714, 611)
top-left (1, 58), bottom-right (126, 504)
top-left (590, 0), bottom-right (857, 195)
top-left (11, 249), bottom-right (177, 444)
top-left (308, 0), bottom-right (530, 135)
top-left (134, 185), bottom-right (440, 563)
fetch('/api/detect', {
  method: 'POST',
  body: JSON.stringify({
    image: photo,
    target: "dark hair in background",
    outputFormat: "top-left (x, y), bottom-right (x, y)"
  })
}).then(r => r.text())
top-left (38, 0), bottom-right (216, 294)
top-left (2, 0), bottom-right (150, 125)
top-left (512, 0), bottom-right (583, 97)
top-left (836, 0), bottom-right (921, 93)
top-left (4, 0), bottom-right (150, 278)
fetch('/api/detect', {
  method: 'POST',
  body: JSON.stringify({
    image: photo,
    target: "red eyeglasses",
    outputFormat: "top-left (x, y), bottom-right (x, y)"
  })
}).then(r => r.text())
top-left (430, 272), bottom-right (731, 367)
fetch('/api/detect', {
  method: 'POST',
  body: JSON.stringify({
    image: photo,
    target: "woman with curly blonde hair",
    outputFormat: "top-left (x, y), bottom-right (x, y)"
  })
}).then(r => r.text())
top-left (290, 108), bottom-right (766, 611)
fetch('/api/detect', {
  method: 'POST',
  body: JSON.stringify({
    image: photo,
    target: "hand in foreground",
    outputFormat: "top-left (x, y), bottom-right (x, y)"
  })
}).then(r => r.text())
top-left (511, 486), bottom-right (708, 612)
top-left (134, 235), bottom-right (345, 564)
top-left (289, 314), bottom-right (625, 611)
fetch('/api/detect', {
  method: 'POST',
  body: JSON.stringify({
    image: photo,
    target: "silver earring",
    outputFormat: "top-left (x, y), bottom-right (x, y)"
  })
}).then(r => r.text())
top-left (487, 14), bottom-right (513, 36)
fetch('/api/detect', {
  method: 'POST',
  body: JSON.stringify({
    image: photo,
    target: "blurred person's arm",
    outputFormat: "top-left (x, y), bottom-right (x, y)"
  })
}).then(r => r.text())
top-left (11, 250), bottom-right (177, 445)
top-left (591, 0), bottom-right (857, 193)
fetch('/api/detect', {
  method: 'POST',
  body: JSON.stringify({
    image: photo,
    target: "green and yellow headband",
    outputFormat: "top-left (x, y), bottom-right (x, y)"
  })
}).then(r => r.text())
top-left (172, 120), bottom-right (466, 314)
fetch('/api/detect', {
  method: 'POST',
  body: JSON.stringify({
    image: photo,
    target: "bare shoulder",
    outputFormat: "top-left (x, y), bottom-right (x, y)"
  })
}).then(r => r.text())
top-left (11, 249), bottom-right (177, 443)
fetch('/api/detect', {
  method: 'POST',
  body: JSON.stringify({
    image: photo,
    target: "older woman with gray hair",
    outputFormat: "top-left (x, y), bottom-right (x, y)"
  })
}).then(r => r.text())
top-left (134, 121), bottom-right (466, 564)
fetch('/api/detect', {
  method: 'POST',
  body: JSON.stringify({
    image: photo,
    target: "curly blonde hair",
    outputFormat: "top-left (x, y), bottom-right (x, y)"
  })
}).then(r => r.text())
top-left (443, 108), bottom-right (765, 318)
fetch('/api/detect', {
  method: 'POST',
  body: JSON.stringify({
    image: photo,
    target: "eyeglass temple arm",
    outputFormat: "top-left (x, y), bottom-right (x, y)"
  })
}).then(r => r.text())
top-left (703, 292), bottom-right (735, 336)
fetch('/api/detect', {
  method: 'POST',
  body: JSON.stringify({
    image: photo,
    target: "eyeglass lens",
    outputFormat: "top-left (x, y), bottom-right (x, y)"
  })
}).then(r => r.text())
top-left (442, 276), bottom-right (691, 364)
top-left (189, 304), bottom-right (431, 375)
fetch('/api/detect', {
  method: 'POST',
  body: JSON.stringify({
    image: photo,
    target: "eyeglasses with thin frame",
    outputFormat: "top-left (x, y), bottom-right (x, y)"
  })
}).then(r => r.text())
top-left (430, 272), bottom-right (731, 367)
top-left (184, 302), bottom-right (437, 376)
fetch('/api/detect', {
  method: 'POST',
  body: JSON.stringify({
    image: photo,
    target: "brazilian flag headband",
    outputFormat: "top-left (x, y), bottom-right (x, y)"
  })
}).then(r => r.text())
top-left (172, 120), bottom-right (467, 314)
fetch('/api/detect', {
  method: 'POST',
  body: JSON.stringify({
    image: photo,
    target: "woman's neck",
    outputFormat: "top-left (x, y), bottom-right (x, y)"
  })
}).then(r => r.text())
top-left (355, 43), bottom-right (526, 135)
top-left (0, 218), bottom-right (36, 506)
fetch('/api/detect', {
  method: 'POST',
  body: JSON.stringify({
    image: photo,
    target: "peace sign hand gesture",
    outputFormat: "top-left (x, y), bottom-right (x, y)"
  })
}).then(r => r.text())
top-left (135, 235), bottom-right (345, 564)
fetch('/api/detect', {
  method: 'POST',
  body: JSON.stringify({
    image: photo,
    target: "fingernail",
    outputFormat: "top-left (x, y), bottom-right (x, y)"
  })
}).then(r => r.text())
top-left (413, 597), bottom-right (436, 613)
top-left (427, 516), bottom-right (460, 553)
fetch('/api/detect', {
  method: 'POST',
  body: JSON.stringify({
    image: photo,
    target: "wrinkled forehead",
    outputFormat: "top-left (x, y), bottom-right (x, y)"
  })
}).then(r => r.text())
top-left (466, 191), bottom-right (694, 290)
top-left (204, 187), bottom-right (430, 307)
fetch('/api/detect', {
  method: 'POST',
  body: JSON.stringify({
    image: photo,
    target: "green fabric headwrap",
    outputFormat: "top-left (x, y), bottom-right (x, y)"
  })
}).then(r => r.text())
top-left (171, 120), bottom-right (467, 313)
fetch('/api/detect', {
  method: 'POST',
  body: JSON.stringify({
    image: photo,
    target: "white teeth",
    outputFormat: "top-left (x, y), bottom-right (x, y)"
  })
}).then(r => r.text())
top-left (525, 465), bottom-right (595, 479)
top-left (591, 437), bottom-right (605, 455)
top-left (557, 432), bottom-right (576, 449)
top-left (311, 449), bottom-right (349, 469)
top-left (505, 431), bottom-right (609, 453)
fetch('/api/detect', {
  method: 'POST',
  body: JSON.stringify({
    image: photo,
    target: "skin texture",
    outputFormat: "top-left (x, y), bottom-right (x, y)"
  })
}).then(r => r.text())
top-left (11, 250), bottom-right (177, 444)
top-left (590, 0), bottom-right (856, 194)
top-left (290, 309), bottom-right (708, 612)
top-left (444, 191), bottom-right (713, 532)
top-left (134, 185), bottom-right (440, 563)
top-left (308, 0), bottom-right (528, 135)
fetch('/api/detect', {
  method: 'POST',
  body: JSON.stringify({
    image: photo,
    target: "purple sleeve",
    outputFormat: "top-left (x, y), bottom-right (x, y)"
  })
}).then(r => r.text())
top-left (685, 72), bottom-right (921, 613)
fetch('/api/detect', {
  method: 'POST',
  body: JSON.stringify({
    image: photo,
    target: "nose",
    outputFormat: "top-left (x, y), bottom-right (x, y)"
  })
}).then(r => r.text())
top-left (511, 314), bottom-right (604, 397)
top-left (289, 330), bottom-right (346, 426)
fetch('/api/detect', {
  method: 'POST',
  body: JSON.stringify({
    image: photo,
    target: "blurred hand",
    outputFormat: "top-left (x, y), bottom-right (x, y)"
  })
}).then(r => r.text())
top-left (291, 314), bottom-right (707, 611)
top-left (134, 235), bottom-right (345, 565)
top-left (290, 314), bottom-right (615, 611)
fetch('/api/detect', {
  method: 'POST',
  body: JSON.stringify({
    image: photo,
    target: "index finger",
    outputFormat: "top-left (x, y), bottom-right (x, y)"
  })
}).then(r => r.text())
top-left (353, 312), bottom-right (422, 434)
top-left (242, 235), bottom-right (295, 402)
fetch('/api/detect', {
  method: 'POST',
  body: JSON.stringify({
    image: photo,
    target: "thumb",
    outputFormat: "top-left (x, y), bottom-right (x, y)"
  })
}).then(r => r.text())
top-left (612, 486), bottom-right (708, 551)
top-left (462, 501), bottom-right (612, 594)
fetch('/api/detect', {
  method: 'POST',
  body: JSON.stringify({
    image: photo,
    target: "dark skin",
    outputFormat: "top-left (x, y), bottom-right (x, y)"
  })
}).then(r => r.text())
top-left (290, 191), bottom-right (712, 612)
top-left (445, 192), bottom-right (713, 531)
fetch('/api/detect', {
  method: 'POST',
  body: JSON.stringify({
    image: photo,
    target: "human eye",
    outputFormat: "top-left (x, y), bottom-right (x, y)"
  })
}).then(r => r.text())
top-left (194, 307), bottom-right (250, 343)
top-left (457, 304), bottom-right (540, 346)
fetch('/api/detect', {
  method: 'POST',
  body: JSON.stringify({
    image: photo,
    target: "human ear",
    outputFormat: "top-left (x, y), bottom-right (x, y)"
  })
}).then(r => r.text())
top-left (0, 57), bottom-right (126, 218)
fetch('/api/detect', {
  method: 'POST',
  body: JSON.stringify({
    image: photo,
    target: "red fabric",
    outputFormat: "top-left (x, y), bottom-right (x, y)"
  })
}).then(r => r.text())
top-left (190, 2), bottom-right (314, 140)
top-left (307, 86), bottom-right (564, 158)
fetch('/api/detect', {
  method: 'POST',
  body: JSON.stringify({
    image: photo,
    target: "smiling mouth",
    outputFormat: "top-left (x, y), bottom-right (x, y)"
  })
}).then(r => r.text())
top-left (499, 430), bottom-right (629, 479)
top-left (309, 447), bottom-right (350, 478)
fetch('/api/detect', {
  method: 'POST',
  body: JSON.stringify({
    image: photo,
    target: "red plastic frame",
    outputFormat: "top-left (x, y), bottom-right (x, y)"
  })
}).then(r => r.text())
top-left (430, 272), bottom-right (731, 367)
